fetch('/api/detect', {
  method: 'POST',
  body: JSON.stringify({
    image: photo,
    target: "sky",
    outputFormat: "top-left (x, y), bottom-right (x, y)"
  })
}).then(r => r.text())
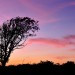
top-left (0, 0), bottom-right (75, 65)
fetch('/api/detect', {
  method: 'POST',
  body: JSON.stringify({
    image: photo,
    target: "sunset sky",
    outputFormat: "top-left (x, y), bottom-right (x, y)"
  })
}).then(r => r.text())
top-left (0, 0), bottom-right (75, 65)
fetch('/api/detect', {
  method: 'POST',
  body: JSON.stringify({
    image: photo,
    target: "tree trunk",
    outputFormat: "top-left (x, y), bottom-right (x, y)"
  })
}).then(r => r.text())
top-left (1, 62), bottom-right (6, 67)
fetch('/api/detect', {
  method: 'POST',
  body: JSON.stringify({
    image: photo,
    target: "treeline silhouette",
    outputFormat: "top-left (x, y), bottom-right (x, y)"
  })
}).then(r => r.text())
top-left (0, 60), bottom-right (75, 75)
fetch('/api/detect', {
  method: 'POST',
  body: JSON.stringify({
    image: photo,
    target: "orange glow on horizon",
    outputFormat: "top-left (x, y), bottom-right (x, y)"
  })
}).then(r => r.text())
top-left (6, 52), bottom-right (75, 66)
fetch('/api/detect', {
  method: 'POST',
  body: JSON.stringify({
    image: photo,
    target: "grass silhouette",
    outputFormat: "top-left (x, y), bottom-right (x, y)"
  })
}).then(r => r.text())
top-left (0, 60), bottom-right (75, 75)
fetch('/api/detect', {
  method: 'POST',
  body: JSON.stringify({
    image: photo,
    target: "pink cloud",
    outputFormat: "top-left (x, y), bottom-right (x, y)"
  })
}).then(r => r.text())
top-left (55, 56), bottom-right (69, 60)
top-left (63, 35), bottom-right (75, 45)
top-left (28, 38), bottom-right (69, 47)
top-left (55, 56), bottom-right (75, 60)
top-left (69, 1), bottom-right (75, 6)
top-left (59, 1), bottom-right (75, 9)
top-left (19, 0), bottom-right (60, 25)
top-left (12, 0), bottom-right (75, 26)
top-left (19, 0), bottom-right (50, 16)
top-left (64, 35), bottom-right (75, 40)
top-left (68, 49), bottom-right (75, 52)
top-left (38, 17), bottom-right (61, 25)
top-left (0, 14), bottom-right (11, 25)
top-left (28, 35), bottom-right (75, 47)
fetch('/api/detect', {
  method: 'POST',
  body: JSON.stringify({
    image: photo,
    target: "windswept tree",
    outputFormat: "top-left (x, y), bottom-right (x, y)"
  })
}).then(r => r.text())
top-left (0, 16), bottom-right (39, 66)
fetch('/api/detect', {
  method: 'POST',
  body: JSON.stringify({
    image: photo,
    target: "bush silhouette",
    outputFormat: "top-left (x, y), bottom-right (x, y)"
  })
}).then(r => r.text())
top-left (0, 61), bottom-right (75, 75)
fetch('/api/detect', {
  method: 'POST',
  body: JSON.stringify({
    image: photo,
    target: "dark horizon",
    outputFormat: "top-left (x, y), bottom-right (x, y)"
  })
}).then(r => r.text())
top-left (0, 60), bottom-right (75, 75)
top-left (5, 60), bottom-right (75, 66)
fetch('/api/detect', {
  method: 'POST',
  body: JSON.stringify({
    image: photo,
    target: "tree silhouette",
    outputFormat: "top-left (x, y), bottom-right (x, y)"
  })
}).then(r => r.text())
top-left (0, 16), bottom-right (39, 66)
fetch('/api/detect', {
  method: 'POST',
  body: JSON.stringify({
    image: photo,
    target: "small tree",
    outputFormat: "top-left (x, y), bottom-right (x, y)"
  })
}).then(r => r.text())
top-left (0, 16), bottom-right (39, 66)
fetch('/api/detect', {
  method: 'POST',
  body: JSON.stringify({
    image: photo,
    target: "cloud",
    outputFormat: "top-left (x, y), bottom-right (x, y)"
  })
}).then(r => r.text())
top-left (0, 0), bottom-right (74, 26)
top-left (38, 17), bottom-right (61, 25)
top-left (64, 35), bottom-right (75, 40)
top-left (19, 0), bottom-right (50, 16)
top-left (18, 0), bottom-right (75, 25)
top-left (28, 35), bottom-right (75, 47)
top-left (58, 1), bottom-right (75, 9)
top-left (55, 56), bottom-right (75, 60)
top-left (55, 56), bottom-right (69, 60)
top-left (19, 0), bottom-right (61, 25)
top-left (0, 14), bottom-right (11, 25)
top-left (68, 49), bottom-right (75, 52)
top-left (28, 38), bottom-right (69, 47)
top-left (63, 35), bottom-right (75, 45)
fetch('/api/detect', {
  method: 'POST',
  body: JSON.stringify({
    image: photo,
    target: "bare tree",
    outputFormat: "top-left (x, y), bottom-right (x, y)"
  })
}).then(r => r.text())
top-left (0, 16), bottom-right (39, 66)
